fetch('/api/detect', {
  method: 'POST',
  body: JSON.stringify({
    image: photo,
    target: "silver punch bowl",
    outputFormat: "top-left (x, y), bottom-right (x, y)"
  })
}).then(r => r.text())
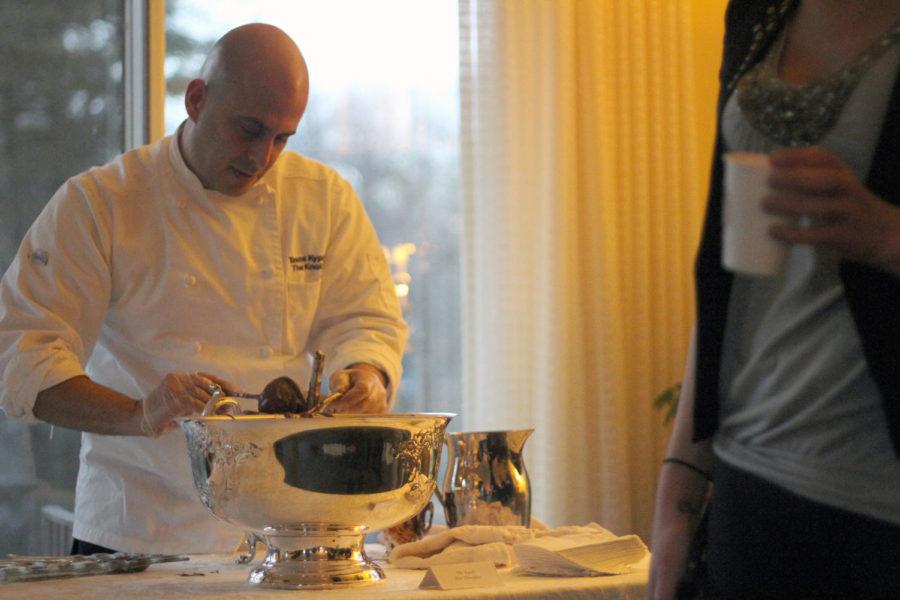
top-left (180, 411), bottom-right (454, 589)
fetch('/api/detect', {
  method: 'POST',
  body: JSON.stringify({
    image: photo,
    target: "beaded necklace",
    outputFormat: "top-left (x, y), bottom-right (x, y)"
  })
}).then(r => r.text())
top-left (736, 13), bottom-right (900, 147)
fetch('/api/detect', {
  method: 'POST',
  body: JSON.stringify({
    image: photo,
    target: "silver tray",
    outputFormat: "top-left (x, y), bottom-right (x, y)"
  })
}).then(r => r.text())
top-left (0, 552), bottom-right (188, 583)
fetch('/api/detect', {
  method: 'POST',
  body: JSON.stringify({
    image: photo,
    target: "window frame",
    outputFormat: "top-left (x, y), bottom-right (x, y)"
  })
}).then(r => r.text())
top-left (127, 0), bottom-right (166, 148)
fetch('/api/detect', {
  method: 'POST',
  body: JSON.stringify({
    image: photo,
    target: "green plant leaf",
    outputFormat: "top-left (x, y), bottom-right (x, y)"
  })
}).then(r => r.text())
top-left (652, 382), bottom-right (681, 425)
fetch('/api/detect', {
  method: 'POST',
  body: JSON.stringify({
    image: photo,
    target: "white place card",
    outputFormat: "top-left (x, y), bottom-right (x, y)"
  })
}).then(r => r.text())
top-left (418, 561), bottom-right (503, 590)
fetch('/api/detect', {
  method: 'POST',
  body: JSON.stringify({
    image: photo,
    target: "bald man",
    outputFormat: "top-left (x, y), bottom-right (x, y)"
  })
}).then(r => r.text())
top-left (0, 24), bottom-right (407, 554)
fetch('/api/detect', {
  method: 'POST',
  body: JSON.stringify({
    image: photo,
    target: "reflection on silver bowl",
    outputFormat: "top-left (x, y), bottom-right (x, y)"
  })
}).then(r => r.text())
top-left (179, 411), bottom-right (453, 589)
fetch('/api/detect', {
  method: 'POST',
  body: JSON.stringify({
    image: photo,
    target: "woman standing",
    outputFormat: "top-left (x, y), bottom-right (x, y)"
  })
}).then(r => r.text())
top-left (649, 1), bottom-right (900, 598)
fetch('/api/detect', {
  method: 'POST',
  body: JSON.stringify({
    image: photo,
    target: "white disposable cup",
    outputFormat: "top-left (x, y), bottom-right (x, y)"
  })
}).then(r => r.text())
top-left (721, 151), bottom-right (788, 277)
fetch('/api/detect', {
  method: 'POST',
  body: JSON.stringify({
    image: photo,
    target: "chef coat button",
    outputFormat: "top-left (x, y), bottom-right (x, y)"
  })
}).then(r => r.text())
top-left (183, 274), bottom-right (196, 286)
top-left (259, 346), bottom-right (273, 358)
top-left (192, 341), bottom-right (203, 354)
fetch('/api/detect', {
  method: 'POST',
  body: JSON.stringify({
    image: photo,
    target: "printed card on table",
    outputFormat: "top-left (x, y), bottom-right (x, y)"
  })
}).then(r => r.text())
top-left (418, 561), bottom-right (503, 590)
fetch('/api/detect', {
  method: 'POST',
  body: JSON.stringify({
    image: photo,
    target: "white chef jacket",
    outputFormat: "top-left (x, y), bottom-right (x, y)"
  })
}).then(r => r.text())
top-left (0, 131), bottom-right (407, 553)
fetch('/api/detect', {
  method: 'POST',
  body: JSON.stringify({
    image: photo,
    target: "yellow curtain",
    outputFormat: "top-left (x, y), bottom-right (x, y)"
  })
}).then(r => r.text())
top-left (459, 0), bottom-right (726, 538)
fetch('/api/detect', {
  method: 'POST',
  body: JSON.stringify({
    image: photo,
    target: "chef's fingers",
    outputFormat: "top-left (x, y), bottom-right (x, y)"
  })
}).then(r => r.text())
top-left (324, 368), bottom-right (388, 415)
top-left (142, 372), bottom-right (210, 436)
top-left (197, 372), bottom-right (242, 396)
top-left (328, 370), bottom-right (352, 395)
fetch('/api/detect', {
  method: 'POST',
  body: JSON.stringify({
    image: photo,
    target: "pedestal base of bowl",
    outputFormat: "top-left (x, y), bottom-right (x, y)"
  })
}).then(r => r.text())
top-left (247, 525), bottom-right (384, 589)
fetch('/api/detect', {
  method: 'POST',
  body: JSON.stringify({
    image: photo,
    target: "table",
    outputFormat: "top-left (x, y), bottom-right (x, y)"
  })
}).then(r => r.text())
top-left (0, 552), bottom-right (648, 599)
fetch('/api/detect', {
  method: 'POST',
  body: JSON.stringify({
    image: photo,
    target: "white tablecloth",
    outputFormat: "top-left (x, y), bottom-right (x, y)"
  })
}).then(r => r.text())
top-left (0, 551), bottom-right (648, 599)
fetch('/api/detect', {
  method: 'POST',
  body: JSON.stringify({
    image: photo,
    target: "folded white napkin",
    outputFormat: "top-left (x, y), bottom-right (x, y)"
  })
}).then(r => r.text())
top-left (514, 532), bottom-right (650, 576)
top-left (388, 524), bottom-right (532, 568)
top-left (388, 521), bottom-right (647, 573)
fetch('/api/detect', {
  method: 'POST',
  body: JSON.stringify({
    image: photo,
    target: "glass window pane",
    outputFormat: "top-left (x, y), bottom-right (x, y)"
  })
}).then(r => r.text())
top-left (0, 1), bottom-right (125, 556)
top-left (165, 1), bottom-right (462, 418)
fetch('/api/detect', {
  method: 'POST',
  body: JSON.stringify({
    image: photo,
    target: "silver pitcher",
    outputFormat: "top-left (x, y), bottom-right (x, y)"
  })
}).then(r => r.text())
top-left (436, 429), bottom-right (533, 528)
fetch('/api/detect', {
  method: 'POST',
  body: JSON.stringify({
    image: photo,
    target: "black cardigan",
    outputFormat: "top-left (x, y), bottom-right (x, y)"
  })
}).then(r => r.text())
top-left (692, 0), bottom-right (900, 454)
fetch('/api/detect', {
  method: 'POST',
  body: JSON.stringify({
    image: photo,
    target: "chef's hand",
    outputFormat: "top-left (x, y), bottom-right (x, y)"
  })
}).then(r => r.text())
top-left (140, 372), bottom-right (234, 437)
top-left (764, 146), bottom-right (900, 276)
top-left (325, 363), bottom-right (389, 414)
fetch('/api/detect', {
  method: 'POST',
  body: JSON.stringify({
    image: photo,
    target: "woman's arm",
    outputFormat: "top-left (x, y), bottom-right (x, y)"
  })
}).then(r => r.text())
top-left (648, 326), bottom-right (714, 600)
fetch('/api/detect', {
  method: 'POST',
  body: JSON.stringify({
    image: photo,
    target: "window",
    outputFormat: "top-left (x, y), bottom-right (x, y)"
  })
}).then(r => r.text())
top-left (166, 0), bottom-right (462, 415)
top-left (0, 1), bottom-right (126, 556)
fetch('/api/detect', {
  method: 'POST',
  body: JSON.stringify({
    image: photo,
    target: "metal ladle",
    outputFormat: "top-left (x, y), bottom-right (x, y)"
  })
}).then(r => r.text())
top-left (201, 349), bottom-right (342, 417)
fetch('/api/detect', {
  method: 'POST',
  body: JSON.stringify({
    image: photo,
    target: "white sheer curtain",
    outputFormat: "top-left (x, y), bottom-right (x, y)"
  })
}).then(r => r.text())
top-left (458, 0), bottom-right (725, 539)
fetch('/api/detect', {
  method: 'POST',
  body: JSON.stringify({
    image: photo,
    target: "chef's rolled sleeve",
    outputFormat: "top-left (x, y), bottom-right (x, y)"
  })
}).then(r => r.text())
top-left (1, 343), bottom-right (86, 421)
top-left (0, 178), bottom-right (111, 422)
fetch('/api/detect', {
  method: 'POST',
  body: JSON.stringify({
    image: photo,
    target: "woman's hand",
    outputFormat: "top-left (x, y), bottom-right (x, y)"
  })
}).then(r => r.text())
top-left (764, 146), bottom-right (900, 275)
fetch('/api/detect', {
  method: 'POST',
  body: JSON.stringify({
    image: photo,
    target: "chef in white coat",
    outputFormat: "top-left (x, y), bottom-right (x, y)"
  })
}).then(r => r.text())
top-left (0, 23), bottom-right (407, 555)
